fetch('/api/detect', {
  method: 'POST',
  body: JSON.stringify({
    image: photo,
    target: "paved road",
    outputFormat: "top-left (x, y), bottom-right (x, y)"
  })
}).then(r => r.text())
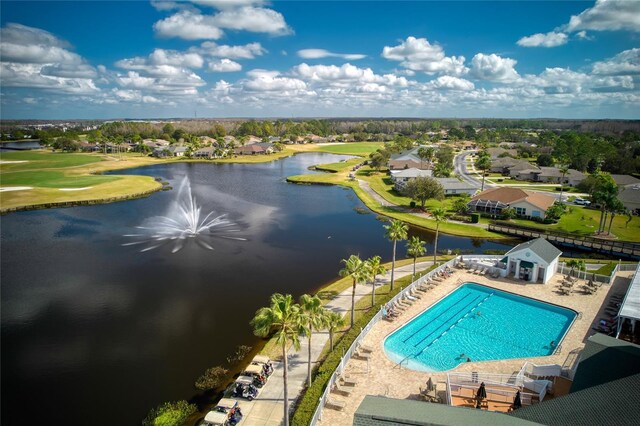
top-left (238, 261), bottom-right (434, 426)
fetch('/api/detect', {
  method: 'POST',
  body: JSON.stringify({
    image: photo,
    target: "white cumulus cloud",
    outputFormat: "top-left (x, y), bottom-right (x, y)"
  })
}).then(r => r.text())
top-left (425, 76), bottom-right (475, 91)
top-left (382, 36), bottom-right (467, 76)
top-left (211, 6), bottom-right (291, 35)
top-left (208, 58), bottom-right (242, 72)
top-left (470, 53), bottom-right (520, 82)
top-left (194, 41), bottom-right (266, 59)
top-left (567, 0), bottom-right (640, 32)
top-left (154, 10), bottom-right (224, 39)
top-left (0, 23), bottom-right (99, 94)
top-left (244, 69), bottom-right (307, 92)
top-left (591, 48), bottom-right (640, 76)
top-left (517, 31), bottom-right (568, 48)
top-left (297, 49), bottom-right (366, 60)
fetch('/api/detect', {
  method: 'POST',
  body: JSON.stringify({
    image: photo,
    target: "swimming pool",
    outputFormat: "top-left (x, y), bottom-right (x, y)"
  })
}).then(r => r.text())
top-left (383, 283), bottom-right (577, 372)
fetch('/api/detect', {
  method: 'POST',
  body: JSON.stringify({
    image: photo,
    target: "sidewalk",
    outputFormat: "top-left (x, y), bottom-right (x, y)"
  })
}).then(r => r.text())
top-left (238, 261), bottom-right (433, 426)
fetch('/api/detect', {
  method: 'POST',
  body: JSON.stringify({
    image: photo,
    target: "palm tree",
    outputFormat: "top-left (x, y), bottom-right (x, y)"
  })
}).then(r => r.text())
top-left (339, 255), bottom-right (365, 327)
top-left (566, 259), bottom-right (586, 279)
top-left (325, 311), bottom-right (345, 352)
top-left (251, 293), bottom-right (301, 426)
top-left (430, 207), bottom-right (448, 265)
top-left (406, 236), bottom-right (426, 282)
top-left (364, 255), bottom-right (387, 308)
top-left (558, 164), bottom-right (570, 202)
top-left (475, 153), bottom-right (492, 192)
top-left (384, 219), bottom-right (408, 291)
top-left (299, 294), bottom-right (327, 387)
top-left (606, 199), bottom-right (626, 235)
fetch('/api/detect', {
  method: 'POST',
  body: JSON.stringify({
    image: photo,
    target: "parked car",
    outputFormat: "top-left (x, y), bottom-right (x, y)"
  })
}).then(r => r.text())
top-left (574, 198), bottom-right (591, 206)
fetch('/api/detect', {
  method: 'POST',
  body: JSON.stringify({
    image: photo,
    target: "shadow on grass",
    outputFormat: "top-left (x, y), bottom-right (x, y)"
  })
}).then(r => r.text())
top-left (317, 290), bottom-right (339, 301)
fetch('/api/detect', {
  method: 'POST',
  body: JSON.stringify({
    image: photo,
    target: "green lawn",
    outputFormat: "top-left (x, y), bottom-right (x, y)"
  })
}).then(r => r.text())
top-left (312, 142), bottom-right (384, 156)
top-left (314, 158), bottom-right (361, 173)
top-left (1, 170), bottom-right (118, 188)
top-left (0, 151), bottom-right (103, 172)
top-left (509, 205), bottom-right (640, 242)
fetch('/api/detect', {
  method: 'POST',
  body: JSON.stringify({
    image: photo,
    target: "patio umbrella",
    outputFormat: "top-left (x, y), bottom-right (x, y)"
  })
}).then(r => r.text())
top-left (513, 390), bottom-right (522, 409)
top-left (426, 377), bottom-right (435, 392)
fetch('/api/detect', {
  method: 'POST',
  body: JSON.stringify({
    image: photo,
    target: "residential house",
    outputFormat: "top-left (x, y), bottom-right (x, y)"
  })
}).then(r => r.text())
top-left (199, 136), bottom-right (217, 146)
top-left (234, 143), bottom-right (274, 155)
top-left (153, 145), bottom-right (187, 157)
top-left (534, 167), bottom-right (586, 186)
top-left (489, 158), bottom-right (533, 174)
top-left (486, 147), bottom-right (518, 159)
top-left (391, 168), bottom-right (433, 190)
top-left (611, 174), bottom-right (640, 187)
top-left (78, 141), bottom-right (101, 152)
top-left (388, 146), bottom-right (437, 170)
top-left (433, 178), bottom-right (477, 196)
top-left (618, 184), bottom-right (640, 213)
top-left (500, 237), bottom-right (562, 283)
top-left (142, 139), bottom-right (170, 149)
top-left (467, 187), bottom-right (556, 219)
top-left (192, 147), bottom-right (216, 159)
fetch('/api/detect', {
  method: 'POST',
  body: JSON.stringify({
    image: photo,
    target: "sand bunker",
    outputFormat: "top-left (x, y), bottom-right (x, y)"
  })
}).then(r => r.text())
top-left (0, 160), bottom-right (29, 164)
top-left (59, 187), bottom-right (93, 191)
top-left (0, 186), bottom-right (33, 192)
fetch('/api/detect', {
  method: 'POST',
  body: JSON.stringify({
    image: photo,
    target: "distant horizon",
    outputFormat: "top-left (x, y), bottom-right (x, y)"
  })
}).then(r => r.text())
top-left (1, 1), bottom-right (638, 120)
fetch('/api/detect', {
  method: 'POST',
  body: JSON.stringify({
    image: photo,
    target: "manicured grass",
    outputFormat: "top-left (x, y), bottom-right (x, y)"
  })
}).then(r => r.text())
top-left (0, 150), bottom-right (103, 171)
top-left (1, 170), bottom-right (118, 188)
top-left (314, 158), bottom-right (361, 173)
top-left (212, 149), bottom-right (295, 163)
top-left (311, 142), bottom-right (384, 156)
top-left (509, 206), bottom-right (640, 242)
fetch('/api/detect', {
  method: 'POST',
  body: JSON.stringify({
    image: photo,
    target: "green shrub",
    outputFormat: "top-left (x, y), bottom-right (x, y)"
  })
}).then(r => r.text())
top-left (409, 201), bottom-right (416, 208)
top-left (470, 213), bottom-right (480, 223)
top-left (142, 400), bottom-right (196, 426)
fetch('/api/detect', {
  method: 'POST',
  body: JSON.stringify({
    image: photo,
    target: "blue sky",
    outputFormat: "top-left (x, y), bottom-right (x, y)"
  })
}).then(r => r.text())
top-left (1, 0), bottom-right (639, 119)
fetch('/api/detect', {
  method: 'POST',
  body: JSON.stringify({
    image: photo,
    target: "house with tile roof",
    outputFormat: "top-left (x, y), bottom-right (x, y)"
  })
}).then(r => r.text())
top-left (618, 184), bottom-right (640, 213)
top-left (468, 187), bottom-right (556, 219)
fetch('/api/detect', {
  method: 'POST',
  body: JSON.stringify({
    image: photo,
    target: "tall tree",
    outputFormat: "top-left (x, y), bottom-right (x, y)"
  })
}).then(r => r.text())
top-left (364, 255), bottom-right (387, 308)
top-left (406, 236), bottom-right (427, 282)
top-left (606, 199), bottom-right (626, 235)
top-left (384, 220), bottom-right (408, 291)
top-left (430, 207), bottom-right (448, 265)
top-left (558, 164), bottom-right (570, 202)
top-left (417, 146), bottom-right (435, 169)
top-left (325, 311), bottom-right (345, 352)
top-left (299, 294), bottom-right (327, 387)
top-left (475, 152), bottom-right (492, 192)
top-left (402, 176), bottom-right (445, 210)
top-left (338, 255), bottom-right (365, 327)
top-left (251, 293), bottom-right (301, 426)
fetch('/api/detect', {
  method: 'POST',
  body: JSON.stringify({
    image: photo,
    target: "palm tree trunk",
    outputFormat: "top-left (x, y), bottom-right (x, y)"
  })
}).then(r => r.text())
top-left (433, 225), bottom-right (439, 265)
top-left (391, 241), bottom-right (397, 291)
top-left (371, 279), bottom-right (375, 308)
top-left (481, 172), bottom-right (486, 191)
top-left (607, 213), bottom-right (615, 235)
top-left (307, 330), bottom-right (312, 387)
top-left (350, 279), bottom-right (356, 327)
top-left (601, 210), bottom-right (608, 233)
top-left (598, 207), bottom-right (606, 234)
top-left (329, 330), bottom-right (334, 352)
top-left (282, 339), bottom-right (289, 426)
top-left (412, 257), bottom-right (417, 282)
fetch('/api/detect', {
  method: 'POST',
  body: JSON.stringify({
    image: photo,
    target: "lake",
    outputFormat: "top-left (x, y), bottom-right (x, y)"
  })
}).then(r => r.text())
top-left (0, 153), bottom-right (512, 425)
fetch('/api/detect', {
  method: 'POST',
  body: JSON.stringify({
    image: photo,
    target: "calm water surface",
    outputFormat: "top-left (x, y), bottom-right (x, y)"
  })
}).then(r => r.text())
top-left (1, 153), bottom-right (512, 425)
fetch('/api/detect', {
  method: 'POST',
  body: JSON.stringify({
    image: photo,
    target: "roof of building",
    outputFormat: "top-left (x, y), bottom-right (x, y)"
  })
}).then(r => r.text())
top-left (491, 158), bottom-right (532, 169)
top-left (618, 263), bottom-right (640, 323)
top-left (471, 187), bottom-right (555, 211)
top-left (355, 395), bottom-right (541, 426)
top-left (487, 147), bottom-right (518, 159)
top-left (510, 334), bottom-right (640, 426)
top-left (618, 184), bottom-right (640, 204)
top-left (391, 168), bottom-right (433, 178)
top-left (434, 177), bottom-right (476, 190)
top-left (610, 174), bottom-right (640, 186)
top-left (505, 237), bottom-right (562, 264)
top-left (536, 167), bottom-right (585, 180)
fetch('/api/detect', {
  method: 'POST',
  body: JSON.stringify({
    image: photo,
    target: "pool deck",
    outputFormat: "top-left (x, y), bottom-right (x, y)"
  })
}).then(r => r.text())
top-left (318, 268), bottom-right (634, 425)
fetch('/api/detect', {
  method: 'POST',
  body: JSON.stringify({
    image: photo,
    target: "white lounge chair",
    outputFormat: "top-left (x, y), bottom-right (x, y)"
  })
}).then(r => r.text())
top-left (326, 398), bottom-right (346, 410)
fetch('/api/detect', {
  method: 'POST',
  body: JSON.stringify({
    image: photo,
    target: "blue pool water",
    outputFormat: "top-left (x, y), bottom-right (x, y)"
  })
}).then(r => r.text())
top-left (384, 283), bottom-right (577, 372)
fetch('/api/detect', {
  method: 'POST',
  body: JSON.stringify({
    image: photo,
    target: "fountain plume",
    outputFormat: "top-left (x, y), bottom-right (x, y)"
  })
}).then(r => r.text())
top-left (123, 177), bottom-right (246, 253)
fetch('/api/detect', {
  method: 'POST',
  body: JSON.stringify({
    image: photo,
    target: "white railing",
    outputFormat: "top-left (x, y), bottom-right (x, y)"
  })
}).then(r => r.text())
top-left (310, 257), bottom-right (460, 425)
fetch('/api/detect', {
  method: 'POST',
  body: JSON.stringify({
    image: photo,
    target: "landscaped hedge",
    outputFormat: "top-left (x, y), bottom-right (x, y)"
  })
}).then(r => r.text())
top-left (291, 266), bottom-right (437, 426)
top-left (470, 213), bottom-right (480, 223)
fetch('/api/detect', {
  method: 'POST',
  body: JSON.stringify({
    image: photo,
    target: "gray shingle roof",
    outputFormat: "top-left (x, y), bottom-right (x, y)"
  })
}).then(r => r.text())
top-left (505, 238), bottom-right (562, 264)
top-left (355, 395), bottom-right (541, 426)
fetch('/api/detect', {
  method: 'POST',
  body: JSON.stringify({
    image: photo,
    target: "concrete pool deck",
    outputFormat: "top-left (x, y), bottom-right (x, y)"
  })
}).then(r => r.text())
top-left (318, 268), bottom-right (634, 425)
